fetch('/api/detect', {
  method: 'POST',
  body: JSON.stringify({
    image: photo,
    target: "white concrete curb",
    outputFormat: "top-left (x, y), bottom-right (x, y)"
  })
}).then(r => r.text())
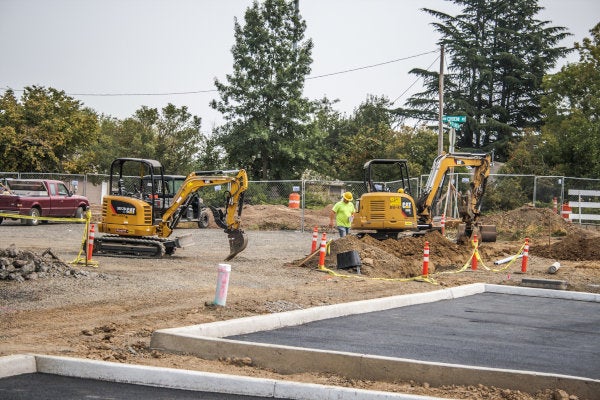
top-left (485, 283), bottom-right (600, 301)
top-left (0, 354), bottom-right (443, 400)
top-left (157, 284), bottom-right (486, 338)
top-left (0, 354), bottom-right (36, 378)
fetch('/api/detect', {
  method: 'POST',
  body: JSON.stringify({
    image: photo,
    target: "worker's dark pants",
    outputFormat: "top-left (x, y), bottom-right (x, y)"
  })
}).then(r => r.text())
top-left (337, 226), bottom-right (350, 237)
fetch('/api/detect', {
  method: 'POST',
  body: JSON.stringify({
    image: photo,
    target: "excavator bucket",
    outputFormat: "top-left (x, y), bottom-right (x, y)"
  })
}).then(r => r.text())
top-left (225, 229), bottom-right (248, 261)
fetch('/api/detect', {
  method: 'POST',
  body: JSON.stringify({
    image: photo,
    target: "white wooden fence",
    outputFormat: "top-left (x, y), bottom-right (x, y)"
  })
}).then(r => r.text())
top-left (568, 189), bottom-right (600, 224)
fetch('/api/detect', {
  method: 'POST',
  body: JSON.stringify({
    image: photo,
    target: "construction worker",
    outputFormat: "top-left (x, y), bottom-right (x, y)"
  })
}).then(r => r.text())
top-left (329, 191), bottom-right (355, 237)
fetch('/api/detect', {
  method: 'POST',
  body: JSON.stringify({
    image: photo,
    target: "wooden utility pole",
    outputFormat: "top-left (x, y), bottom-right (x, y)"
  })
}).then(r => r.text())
top-left (438, 44), bottom-right (444, 155)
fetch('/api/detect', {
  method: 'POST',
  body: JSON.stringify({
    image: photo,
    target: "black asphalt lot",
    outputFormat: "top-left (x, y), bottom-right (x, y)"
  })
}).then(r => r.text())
top-left (0, 373), bottom-right (269, 400)
top-left (229, 292), bottom-right (600, 379)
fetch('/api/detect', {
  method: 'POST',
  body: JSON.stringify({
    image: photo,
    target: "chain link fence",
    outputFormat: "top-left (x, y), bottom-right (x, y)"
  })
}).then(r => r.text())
top-left (2, 171), bottom-right (599, 230)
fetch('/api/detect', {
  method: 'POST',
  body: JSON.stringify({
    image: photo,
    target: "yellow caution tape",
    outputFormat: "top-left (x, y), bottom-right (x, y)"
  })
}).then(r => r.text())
top-left (434, 242), bottom-right (526, 276)
top-left (316, 265), bottom-right (438, 285)
top-left (0, 212), bottom-right (86, 223)
top-left (71, 211), bottom-right (99, 267)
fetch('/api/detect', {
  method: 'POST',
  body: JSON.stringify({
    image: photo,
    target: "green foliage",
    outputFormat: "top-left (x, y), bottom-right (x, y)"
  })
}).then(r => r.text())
top-left (0, 86), bottom-right (99, 173)
top-left (483, 177), bottom-right (531, 211)
top-left (210, 0), bottom-right (316, 180)
top-left (398, 0), bottom-right (571, 159)
top-left (90, 104), bottom-right (204, 174)
top-left (303, 191), bottom-right (330, 209)
top-left (540, 23), bottom-right (600, 178)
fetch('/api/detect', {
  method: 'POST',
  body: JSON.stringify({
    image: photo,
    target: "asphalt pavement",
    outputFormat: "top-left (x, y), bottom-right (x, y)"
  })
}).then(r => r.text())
top-left (229, 292), bottom-right (600, 379)
top-left (0, 373), bottom-right (268, 400)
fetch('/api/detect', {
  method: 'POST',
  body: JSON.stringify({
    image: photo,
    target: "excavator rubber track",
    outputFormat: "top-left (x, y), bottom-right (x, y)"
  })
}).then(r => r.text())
top-left (93, 235), bottom-right (170, 258)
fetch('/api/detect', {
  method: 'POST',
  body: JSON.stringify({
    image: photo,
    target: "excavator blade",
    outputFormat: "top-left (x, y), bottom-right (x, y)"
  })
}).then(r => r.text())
top-left (457, 223), bottom-right (497, 243)
top-left (225, 229), bottom-right (248, 261)
top-left (479, 224), bottom-right (497, 242)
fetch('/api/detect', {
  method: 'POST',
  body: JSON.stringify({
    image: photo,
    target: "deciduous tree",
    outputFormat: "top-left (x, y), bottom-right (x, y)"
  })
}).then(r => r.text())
top-left (0, 86), bottom-right (98, 172)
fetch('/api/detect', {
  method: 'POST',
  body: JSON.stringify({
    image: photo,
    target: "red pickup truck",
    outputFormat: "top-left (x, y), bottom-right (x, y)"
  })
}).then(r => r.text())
top-left (0, 179), bottom-right (90, 226)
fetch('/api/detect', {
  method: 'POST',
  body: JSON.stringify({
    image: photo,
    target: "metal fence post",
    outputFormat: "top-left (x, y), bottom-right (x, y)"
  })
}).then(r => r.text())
top-left (533, 176), bottom-right (537, 206)
top-left (301, 179), bottom-right (306, 232)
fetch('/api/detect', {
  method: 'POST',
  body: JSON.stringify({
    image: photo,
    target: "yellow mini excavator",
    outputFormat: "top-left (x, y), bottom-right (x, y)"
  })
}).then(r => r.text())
top-left (351, 153), bottom-right (496, 242)
top-left (94, 158), bottom-right (248, 259)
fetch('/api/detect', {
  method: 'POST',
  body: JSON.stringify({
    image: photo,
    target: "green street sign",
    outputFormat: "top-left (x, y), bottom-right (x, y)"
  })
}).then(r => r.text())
top-left (449, 121), bottom-right (462, 129)
top-left (442, 115), bottom-right (466, 123)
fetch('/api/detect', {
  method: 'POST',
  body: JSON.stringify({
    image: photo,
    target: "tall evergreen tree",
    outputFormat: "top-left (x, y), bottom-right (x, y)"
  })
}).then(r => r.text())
top-left (397, 0), bottom-right (570, 158)
top-left (210, 0), bottom-right (314, 180)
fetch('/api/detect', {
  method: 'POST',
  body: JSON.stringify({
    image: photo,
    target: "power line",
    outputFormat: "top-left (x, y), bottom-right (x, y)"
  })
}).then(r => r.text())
top-left (306, 50), bottom-right (437, 80)
top-left (1, 50), bottom-right (437, 97)
top-left (391, 54), bottom-right (440, 105)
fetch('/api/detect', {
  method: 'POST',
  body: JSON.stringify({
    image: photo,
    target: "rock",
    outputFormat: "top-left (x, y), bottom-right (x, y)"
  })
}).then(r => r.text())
top-left (21, 262), bottom-right (35, 274)
top-left (25, 272), bottom-right (38, 280)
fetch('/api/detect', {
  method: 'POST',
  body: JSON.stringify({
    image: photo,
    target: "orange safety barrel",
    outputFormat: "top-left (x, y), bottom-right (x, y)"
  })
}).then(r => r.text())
top-left (561, 203), bottom-right (572, 221)
top-left (288, 192), bottom-right (300, 209)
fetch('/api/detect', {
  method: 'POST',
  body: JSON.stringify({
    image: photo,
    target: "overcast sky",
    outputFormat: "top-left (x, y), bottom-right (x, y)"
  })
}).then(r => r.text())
top-left (1, 0), bottom-right (598, 133)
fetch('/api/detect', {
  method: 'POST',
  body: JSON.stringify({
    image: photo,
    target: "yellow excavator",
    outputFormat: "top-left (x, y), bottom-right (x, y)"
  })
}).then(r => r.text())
top-left (351, 153), bottom-right (496, 242)
top-left (94, 158), bottom-right (248, 259)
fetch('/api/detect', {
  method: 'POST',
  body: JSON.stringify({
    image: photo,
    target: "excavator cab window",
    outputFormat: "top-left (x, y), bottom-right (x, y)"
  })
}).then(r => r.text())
top-left (363, 159), bottom-right (412, 195)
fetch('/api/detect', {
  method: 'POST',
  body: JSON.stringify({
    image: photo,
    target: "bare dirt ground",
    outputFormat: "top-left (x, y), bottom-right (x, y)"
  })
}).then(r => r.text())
top-left (1, 204), bottom-right (599, 399)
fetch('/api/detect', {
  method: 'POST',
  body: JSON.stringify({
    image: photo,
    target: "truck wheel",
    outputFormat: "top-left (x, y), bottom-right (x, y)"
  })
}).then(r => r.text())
top-left (75, 206), bottom-right (85, 220)
top-left (26, 208), bottom-right (41, 226)
top-left (0, 217), bottom-right (3, 225)
top-left (198, 210), bottom-right (210, 229)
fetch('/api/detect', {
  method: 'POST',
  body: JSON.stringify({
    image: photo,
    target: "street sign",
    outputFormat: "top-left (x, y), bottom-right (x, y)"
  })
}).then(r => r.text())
top-left (449, 121), bottom-right (462, 129)
top-left (442, 115), bottom-right (466, 123)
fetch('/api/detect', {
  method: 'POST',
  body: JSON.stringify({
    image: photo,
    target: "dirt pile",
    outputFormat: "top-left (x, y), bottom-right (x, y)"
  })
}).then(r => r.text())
top-left (296, 231), bottom-right (473, 278)
top-left (479, 205), bottom-right (600, 262)
top-left (0, 245), bottom-right (106, 281)
top-left (287, 205), bottom-right (600, 278)
top-left (531, 230), bottom-right (600, 261)
top-left (480, 205), bottom-right (578, 240)
top-left (240, 204), bottom-right (332, 231)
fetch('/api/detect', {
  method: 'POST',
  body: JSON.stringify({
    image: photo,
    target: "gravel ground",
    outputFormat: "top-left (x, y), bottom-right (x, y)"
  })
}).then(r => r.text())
top-left (1, 216), bottom-right (599, 400)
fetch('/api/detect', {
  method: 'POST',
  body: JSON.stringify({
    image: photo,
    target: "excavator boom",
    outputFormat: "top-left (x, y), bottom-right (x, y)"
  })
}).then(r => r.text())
top-left (416, 152), bottom-right (495, 242)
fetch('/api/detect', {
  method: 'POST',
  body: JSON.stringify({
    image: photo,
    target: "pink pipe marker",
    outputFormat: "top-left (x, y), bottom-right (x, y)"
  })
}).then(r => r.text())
top-left (214, 263), bottom-right (231, 306)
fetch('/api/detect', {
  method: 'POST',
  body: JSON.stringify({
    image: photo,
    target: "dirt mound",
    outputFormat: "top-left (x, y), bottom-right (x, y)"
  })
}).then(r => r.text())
top-left (531, 230), bottom-right (600, 261)
top-left (479, 205), bottom-right (600, 261)
top-left (241, 204), bottom-right (331, 231)
top-left (480, 205), bottom-right (577, 240)
top-left (295, 231), bottom-right (473, 278)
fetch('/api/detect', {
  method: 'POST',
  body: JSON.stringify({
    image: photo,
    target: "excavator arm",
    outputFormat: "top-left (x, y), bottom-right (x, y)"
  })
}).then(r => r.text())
top-left (157, 169), bottom-right (249, 260)
top-left (417, 152), bottom-right (495, 241)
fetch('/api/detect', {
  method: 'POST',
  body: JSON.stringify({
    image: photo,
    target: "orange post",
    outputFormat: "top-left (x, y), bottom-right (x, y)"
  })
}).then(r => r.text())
top-left (521, 237), bottom-right (529, 273)
top-left (311, 226), bottom-right (319, 253)
top-left (87, 223), bottom-right (95, 262)
top-left (422, 241), bottom-right (430, 276)
top-left (471, 234), bottom-right (478, 270)
top-left (440, 213), bottom-right (446, 236)
top-left (318, 232), bottom-right (327, 269)
top-left (553, 197), bottom-right (558, 214)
